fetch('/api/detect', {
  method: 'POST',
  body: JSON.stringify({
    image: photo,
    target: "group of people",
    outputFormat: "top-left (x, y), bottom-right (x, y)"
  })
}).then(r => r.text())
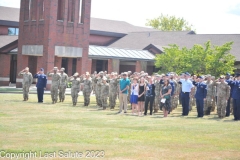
top-left (18, 67), bottom-right (240, 121)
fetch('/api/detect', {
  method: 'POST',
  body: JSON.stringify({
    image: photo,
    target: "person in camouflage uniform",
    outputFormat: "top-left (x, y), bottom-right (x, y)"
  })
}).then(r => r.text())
top-left (174, 74), bottom-right (181, 109)
top-left (100, 76), bottom-right (109, 110)
top-left (81, 72), bottom-right (92, 106)
top-left (211, 76), bottom-right (230, 118)
top-left (59, 68), bottom-right (68, 102)
top-left (153, 75), bottom-right (161, 113)
top-left (204, 75), bottom-right (214, 115)
top-left (96, 72), bottom-right (103, 108)
top-left (170, 74), bottom-right (178, 111)
top-left (189, 75), bottom-right (197, 111)
top-left (47, 67), bottom-right (61, 104)
top-left (69, 72), bottom-right (80, 106)
top-left (109, 72), bottom-right (118, 109)
top-left (18, 67), bottom-right (33, 101)
top-left (211, 76), bottom-right (217, 112)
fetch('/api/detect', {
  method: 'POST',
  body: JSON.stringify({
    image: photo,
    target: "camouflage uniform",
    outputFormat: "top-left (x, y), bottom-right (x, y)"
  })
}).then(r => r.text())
top-left (101, 81), bottom-right (109, 109)
top-left (18, 70), bottom-right (33, 101)
top-left (189, 86), bottom-right (196, 111)
top-left (171, 79), bottom-right (178, 110)
top-left (81, 77), bottom-right (92, 106)
top-left (211, 86), bottom-right (217, 112)
top-left (109, 77), bottom-right (118, 109)
top-left (96, 77), bottom-right (103, 107)
top-left (154, 79), bottom-right (161, 112)
top-left (211, 81), bottom-right (230, 118)
top-left (204, 80), bottom-right (214, 115)
top-left (59, 72), bottom-right (68, 102)
top-left (69, 76), bottom-right (80, 106)
top-left (47, 71), bottom-right (61, 104)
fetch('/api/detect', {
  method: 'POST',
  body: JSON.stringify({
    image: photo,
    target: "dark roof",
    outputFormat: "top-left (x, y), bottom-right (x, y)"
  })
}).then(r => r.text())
top-left (90, 18), bottom-right (157, 34)
top-left (0, 35), bottom-right (18, 48)
top-left (109, 32), bottom-right (240, 61)
top-left (0, 6), bottom-right (157, 36)
top-left (0, 6), bottom-right (20, 22)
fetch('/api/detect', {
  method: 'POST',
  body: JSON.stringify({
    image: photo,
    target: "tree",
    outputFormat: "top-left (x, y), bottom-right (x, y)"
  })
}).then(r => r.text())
top-left (146, 14), bottom-right (194, 31)
top-left (155, 41), bottom-right (236, 77)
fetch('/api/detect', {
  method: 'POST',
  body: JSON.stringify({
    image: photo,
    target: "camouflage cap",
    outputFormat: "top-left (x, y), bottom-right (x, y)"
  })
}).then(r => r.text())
top-left (53, 67), bottom-right (58, 70)
top-left (219, 75), bottom-right (225, 79)
top-left (73, 72), bottom-right (79, 77)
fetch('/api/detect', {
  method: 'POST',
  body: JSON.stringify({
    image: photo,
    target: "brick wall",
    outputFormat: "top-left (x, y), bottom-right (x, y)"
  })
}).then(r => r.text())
top-left (89, 34), bottom-right (119, 46)
top-left (0, 26), bottom-right (8, 35)
top-left (17, 0), bottom-right (92, 89)
top-left (0, 54), bottom-right (11, 86)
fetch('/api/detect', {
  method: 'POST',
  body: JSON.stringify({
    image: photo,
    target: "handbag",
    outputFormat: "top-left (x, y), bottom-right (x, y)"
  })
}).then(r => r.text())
top-left (164, 94), bottom-right (170, 99)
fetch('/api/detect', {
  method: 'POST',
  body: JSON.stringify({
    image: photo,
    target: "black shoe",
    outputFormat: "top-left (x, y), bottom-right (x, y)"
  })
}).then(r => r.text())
top-left (124, 111), bottom-right (127, 113)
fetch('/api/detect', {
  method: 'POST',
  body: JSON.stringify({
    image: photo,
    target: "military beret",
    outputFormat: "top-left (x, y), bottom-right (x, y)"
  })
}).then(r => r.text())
top-left (235, 73), bottom-right (240, 77)
top-left (226, 73), bottom-right (231, 76)
top-left (198, 76), bottom-right (204, 79)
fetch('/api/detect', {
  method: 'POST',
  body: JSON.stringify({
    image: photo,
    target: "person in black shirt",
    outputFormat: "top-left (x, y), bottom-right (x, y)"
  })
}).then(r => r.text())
top-left (144, 76), bottom-right (155, 115)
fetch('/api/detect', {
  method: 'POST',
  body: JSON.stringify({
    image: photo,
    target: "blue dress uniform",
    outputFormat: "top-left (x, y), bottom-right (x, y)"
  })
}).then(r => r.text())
top-left (193, 79), bottom-right (207, 117)
top-left (225, 77), bottom-right (234, 117)
top-left (34, 69), bottom-right (47, 103)
top-left (231, 74), bottom-right (240, 120)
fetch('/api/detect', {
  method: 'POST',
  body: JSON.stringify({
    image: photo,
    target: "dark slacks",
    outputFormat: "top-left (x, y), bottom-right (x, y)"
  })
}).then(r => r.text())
top-left (144, 96), bottom-right (155, 115)
top-left (233, 98), bottom-right (240, 120)
top-left (37, 87), bottom-right (44, 102)
top-left (196, 98), bottom-right (204, 117)
top-left (226, 97), bottom-right (231, 117)
top-left (181, 92), bottom-right (190, 116)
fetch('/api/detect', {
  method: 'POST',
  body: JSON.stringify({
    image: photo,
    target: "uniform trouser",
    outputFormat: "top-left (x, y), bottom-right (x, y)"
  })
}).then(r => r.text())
top-left (37, 87), bottom-right (44, 102)
top-left (71, 89), bottom-right (79, 104)
top-left (22, 84), bottom-right (30, 99)
top-left (109, 92), bottom-right (117, 108)
top-left (204, 97), bottom-right (212, 115)
top-left (226, 97), bottom-right (232, 116)
top-left (211, 97), bottom-right (216, 111)
top-left (59, 85), bottom-right (66, 101)
top-left (181, 92), bottom-right (190, 116)
top-left (217, 97), bottom-right (227, 117)
top-left (119, 93), bottom-right (128, 112)
top-left (196, 98), bottom-right (204, 117)
top-left (144, 96), bottom-right (155, 115)
top-left (233, 99), bottom-right (240, 120)
top-left (172, 95), bottom-right (179, 109)
top-left (96, 90), bottom-right (102, 106)
top-left (83, 90), bottom-right (91, 106)
top-left (179, 92), bottom-right (182, 105)
top-left (51, 85), bottom-right (58, 102)
top-left (101, 96), bottom-right (108, 109)
top-left (154, 94), bottom-right (160, 111)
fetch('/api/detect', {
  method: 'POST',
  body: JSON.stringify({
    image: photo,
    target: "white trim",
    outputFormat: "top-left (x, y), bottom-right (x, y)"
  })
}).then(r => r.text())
top-left (0, 77), bottom-right (10, 81)
top-left (16, 78), bottom-right (23, 82)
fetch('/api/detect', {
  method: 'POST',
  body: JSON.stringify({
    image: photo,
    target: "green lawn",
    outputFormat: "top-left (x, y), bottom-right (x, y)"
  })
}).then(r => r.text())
top-left (0, 93), bottom-right (240, 160)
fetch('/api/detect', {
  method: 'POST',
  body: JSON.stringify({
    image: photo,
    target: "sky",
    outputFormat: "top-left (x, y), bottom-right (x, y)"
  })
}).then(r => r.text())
top-left (0, 0), bottom-right (240, 34)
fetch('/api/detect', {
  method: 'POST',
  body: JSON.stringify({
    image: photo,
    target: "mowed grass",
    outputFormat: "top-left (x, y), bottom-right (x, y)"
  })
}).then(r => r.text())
top-left (0, 93), bottom-right (240, 160)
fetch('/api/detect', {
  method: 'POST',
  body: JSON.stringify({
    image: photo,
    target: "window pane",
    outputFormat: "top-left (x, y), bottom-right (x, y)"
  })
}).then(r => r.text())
top-left (15, 28), bottom-right (19, 35)
top-left (8, 28), bottom-right (15, 35)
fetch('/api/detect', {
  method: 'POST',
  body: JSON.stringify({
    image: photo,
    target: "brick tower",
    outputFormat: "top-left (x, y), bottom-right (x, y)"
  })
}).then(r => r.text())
top-left (17, 0), bottom-right (91, 88)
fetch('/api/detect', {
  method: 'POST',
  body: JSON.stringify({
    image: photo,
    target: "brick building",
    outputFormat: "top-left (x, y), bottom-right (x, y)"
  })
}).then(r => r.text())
top-left (0, 3), bottom-right (240, 88)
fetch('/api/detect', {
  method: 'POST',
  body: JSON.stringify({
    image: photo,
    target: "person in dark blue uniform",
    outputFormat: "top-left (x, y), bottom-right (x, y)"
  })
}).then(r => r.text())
top-left (193, 76), bottom-right (207, 117)
top-left (34, 68), bottom-right (47, 103)
top-left (231, 73), bottom-right (240, 121)
top-left (225, 73), bottom-right (234, 117)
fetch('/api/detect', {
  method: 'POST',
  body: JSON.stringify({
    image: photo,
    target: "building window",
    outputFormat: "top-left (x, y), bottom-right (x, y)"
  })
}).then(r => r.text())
top-left (24, 0), bottom-right (30, 20)
top-left (39, 0), bottom-right (44, 20)
top-left (68, 0), bottom-right (75, 22)
top-left (30, 0), bottom-right (37, 20)
top-left (57, 0), bottom-right (65, 21)
top-left (79, 0), bottom-right (84, 23)
top-left (8, 28), bottom-right (19, 35)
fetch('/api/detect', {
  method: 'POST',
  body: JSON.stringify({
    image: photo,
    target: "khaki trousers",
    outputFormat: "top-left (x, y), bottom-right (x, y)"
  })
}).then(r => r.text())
top-left (119, 93), bottom-right (128, 112)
